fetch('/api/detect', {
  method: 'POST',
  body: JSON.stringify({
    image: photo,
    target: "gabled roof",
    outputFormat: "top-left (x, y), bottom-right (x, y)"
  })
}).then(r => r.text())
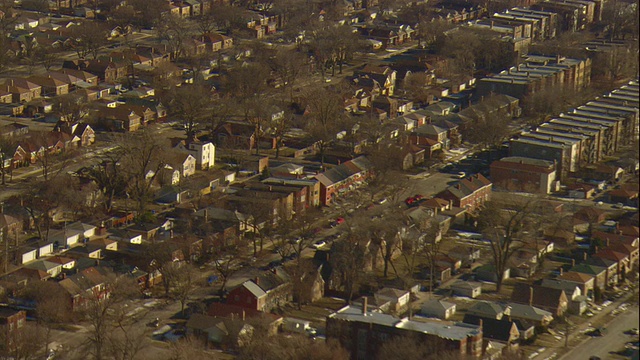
top-left (376, 287), bottom-right (408, 299)
top-left (557, 271), bottom-right (594, 284)
top-left (467, 301), bottom-right (505, 318)
top-left (451, 280), bottom-right (482, 290)
top-left (463, 314), bottom-right (516, 342)
top-left (507, 302), bottom-right (553, 322)
top-left (594, 248), bottom-right (628, 262)
top-left (240, 280), bottom-right (266, 298)
top-left (422, 299), bottom-right (455, 311)
top-left (570, 263), bottom-right (606, 276)
top-left (511, 283), bottom-right (566, 310)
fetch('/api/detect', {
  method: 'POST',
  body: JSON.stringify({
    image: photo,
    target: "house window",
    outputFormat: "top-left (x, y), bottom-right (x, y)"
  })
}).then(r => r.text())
top-left (234, 295), bottom-right (240, 302)
top-left (247, 297), bottom-right (251, 304)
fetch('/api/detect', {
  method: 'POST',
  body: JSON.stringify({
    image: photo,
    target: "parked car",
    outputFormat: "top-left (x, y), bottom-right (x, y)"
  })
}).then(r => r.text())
top-left (312, 240), bottom-right (326, 249)
top-left (456, 171), bottom-right (466, 179)
top-left (624, 328), bottom-right (639, 335)
top-left (587, 327), bottom-right (606, 337)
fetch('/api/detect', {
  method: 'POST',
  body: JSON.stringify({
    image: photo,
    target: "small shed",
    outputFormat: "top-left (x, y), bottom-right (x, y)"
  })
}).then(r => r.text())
top-left (374, 287), bottom-right (410, 312)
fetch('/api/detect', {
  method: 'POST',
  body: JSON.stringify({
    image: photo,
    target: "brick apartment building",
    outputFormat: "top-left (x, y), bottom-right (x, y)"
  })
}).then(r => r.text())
top-left (0, 307), bottom-right (26, 354)
top-left (327, 303), bottom-right (483, 359)
top-left (490, 157), bottom-right (558, 193)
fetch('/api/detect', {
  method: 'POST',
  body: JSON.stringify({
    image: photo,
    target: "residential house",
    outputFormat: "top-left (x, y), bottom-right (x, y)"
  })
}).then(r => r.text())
top-left (467, 301), bottom-right (510, 320)
top-left (326, 304), bottom-right (483, 359)
top-left (207, 302), bottom-right (283, 336)
top-left (507, 303), bottom-right (554, 327)
top-left (173, 138), bottom-right (215, 170)
top-left (450, 280), bottom-right (482, 298)
top-left (24, 259), bottom-right (63, 277)
top-left (570, 263), bottom-right (607, 290)
top-left (107, 228), bottom-right (143, 244)
top-left (185, 313), bottom-right (253, 348)
top-left (315, 156), bottom-right (374, 206)
top-left (462, 314), bottom-right (520, 348)
top-left (28, 75), bottom-right (70, 97)
top-left (475, 264), bottom-right (510, 283)
top-left (226, 268), bottom-right (291, 313)
top-left (4, 79), bottom-right (42, 102)
top-left (510, 283), bottom-right (568, 317)
top-left (593, 248), bottom-right (631, 277)
top-left (557, 271), bottom-right (595, 297)
top-left (608, 183), bottom-right (639, 206)
top-left (540, 279), bottom-right (587, 315)
top-left (57, 267), bottom-right (110, 310)
top-left (374, 287), bottom-right (410, 313)
top-left (436, 174), bottom-right (492, 212)
top-left (421, 299), bottom-right (456, 319)
top-left (127, 219), bottom-right (172, 242)
top-left (410, 124), bottom-right (449, 154)
top-left (95, 107), bottom-right (142, 132)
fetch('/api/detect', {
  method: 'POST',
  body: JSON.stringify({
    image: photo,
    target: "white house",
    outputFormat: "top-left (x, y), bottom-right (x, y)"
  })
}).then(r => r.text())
top-left (421, 299), bottom-right (456, 319)
top-left (177, 140), bottom-right (215, 170)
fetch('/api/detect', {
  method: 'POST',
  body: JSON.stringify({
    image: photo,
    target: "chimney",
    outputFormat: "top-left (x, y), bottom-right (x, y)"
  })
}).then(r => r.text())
top-left (254, 277), bottom-right (259, 286)
top-left (571, 259), bottom-right (575, 267)
top-left (449, 200), bottom-right (453, 209)
top-left (362, 297), bottom-right (368, 315)
top-left (606, 239), bottom-right (610, 247)
top-left (559, 267), bottom-right (563, 276)
top-left (478, 318), bottom-right (483, 330)
top-left (583, 252), bottom-right (588, 261)
top-left (0, 202), bottom-right (3, 214)
top-left (528, 286), bottom-right (534, 306)
top-left (594, 246), bottom-right (598, 254)
top-left (490, 21), bottom-right (494, 29)
top-left (242, 310), bottom-right (246, 321)
top-left (556, 54), bottom-right (560, 63)
top-left (204, 208), bottom-right (208, 221)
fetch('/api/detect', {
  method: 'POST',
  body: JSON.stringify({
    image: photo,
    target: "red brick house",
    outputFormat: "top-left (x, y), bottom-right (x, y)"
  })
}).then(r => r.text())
top-left (594, 248), bottom-right (631, 278)
top-left (226, 269), bottom-right (291, 312)
top-left (436, 174), bottom-right (492, 212)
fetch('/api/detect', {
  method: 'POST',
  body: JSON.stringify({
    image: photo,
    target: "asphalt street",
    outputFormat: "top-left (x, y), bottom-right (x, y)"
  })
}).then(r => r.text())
top-left (560, 305), bottom-right (639, 360)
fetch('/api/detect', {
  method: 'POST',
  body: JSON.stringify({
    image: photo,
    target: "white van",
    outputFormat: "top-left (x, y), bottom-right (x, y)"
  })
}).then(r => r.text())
top-left (282, 318), bottom-right (317, 337)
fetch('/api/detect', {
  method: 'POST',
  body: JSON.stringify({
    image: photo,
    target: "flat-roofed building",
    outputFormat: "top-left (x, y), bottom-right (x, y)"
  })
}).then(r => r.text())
top-left (490, 156), bottom-right (557, 193)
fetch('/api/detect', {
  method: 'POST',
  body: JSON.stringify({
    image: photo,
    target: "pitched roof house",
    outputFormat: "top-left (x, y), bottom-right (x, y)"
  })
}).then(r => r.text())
top-left (510, 283), bottom-right (567, 317)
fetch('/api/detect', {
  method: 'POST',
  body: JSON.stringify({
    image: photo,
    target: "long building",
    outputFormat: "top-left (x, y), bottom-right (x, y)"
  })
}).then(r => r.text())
top-left (326, 303), bottom-right (484, 359)
top-left (508, 80), bottom-right (640, 181)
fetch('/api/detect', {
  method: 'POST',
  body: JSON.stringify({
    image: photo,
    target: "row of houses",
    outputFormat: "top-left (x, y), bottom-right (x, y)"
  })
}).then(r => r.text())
top-left (508, 79), bottom-right (639, 181)
top-left (476, 54), bottom-right (592, 99)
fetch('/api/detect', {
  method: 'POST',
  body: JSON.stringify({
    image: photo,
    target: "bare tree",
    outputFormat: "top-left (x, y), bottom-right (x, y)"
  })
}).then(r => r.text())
top-left (303, 87), bottom-right (347, 167)
top-left (329, 232), bottom-right (369, 303)
top-left (166, 83), bottom-right (213, 139)
top-left (154, 13), bottom-right (195, 61)
top-left (170, 263), bottom-right (200, 316)
top-left (478, 196), bottom-right (540, 292)
top-left (84, 274), bottom-right (141, 360)
top-left (70, 21), bottom-right (109, 60)
top-left (119, 130), bottom-right (167, 214)
top-left (83, 146), bottom-right (128, 213)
